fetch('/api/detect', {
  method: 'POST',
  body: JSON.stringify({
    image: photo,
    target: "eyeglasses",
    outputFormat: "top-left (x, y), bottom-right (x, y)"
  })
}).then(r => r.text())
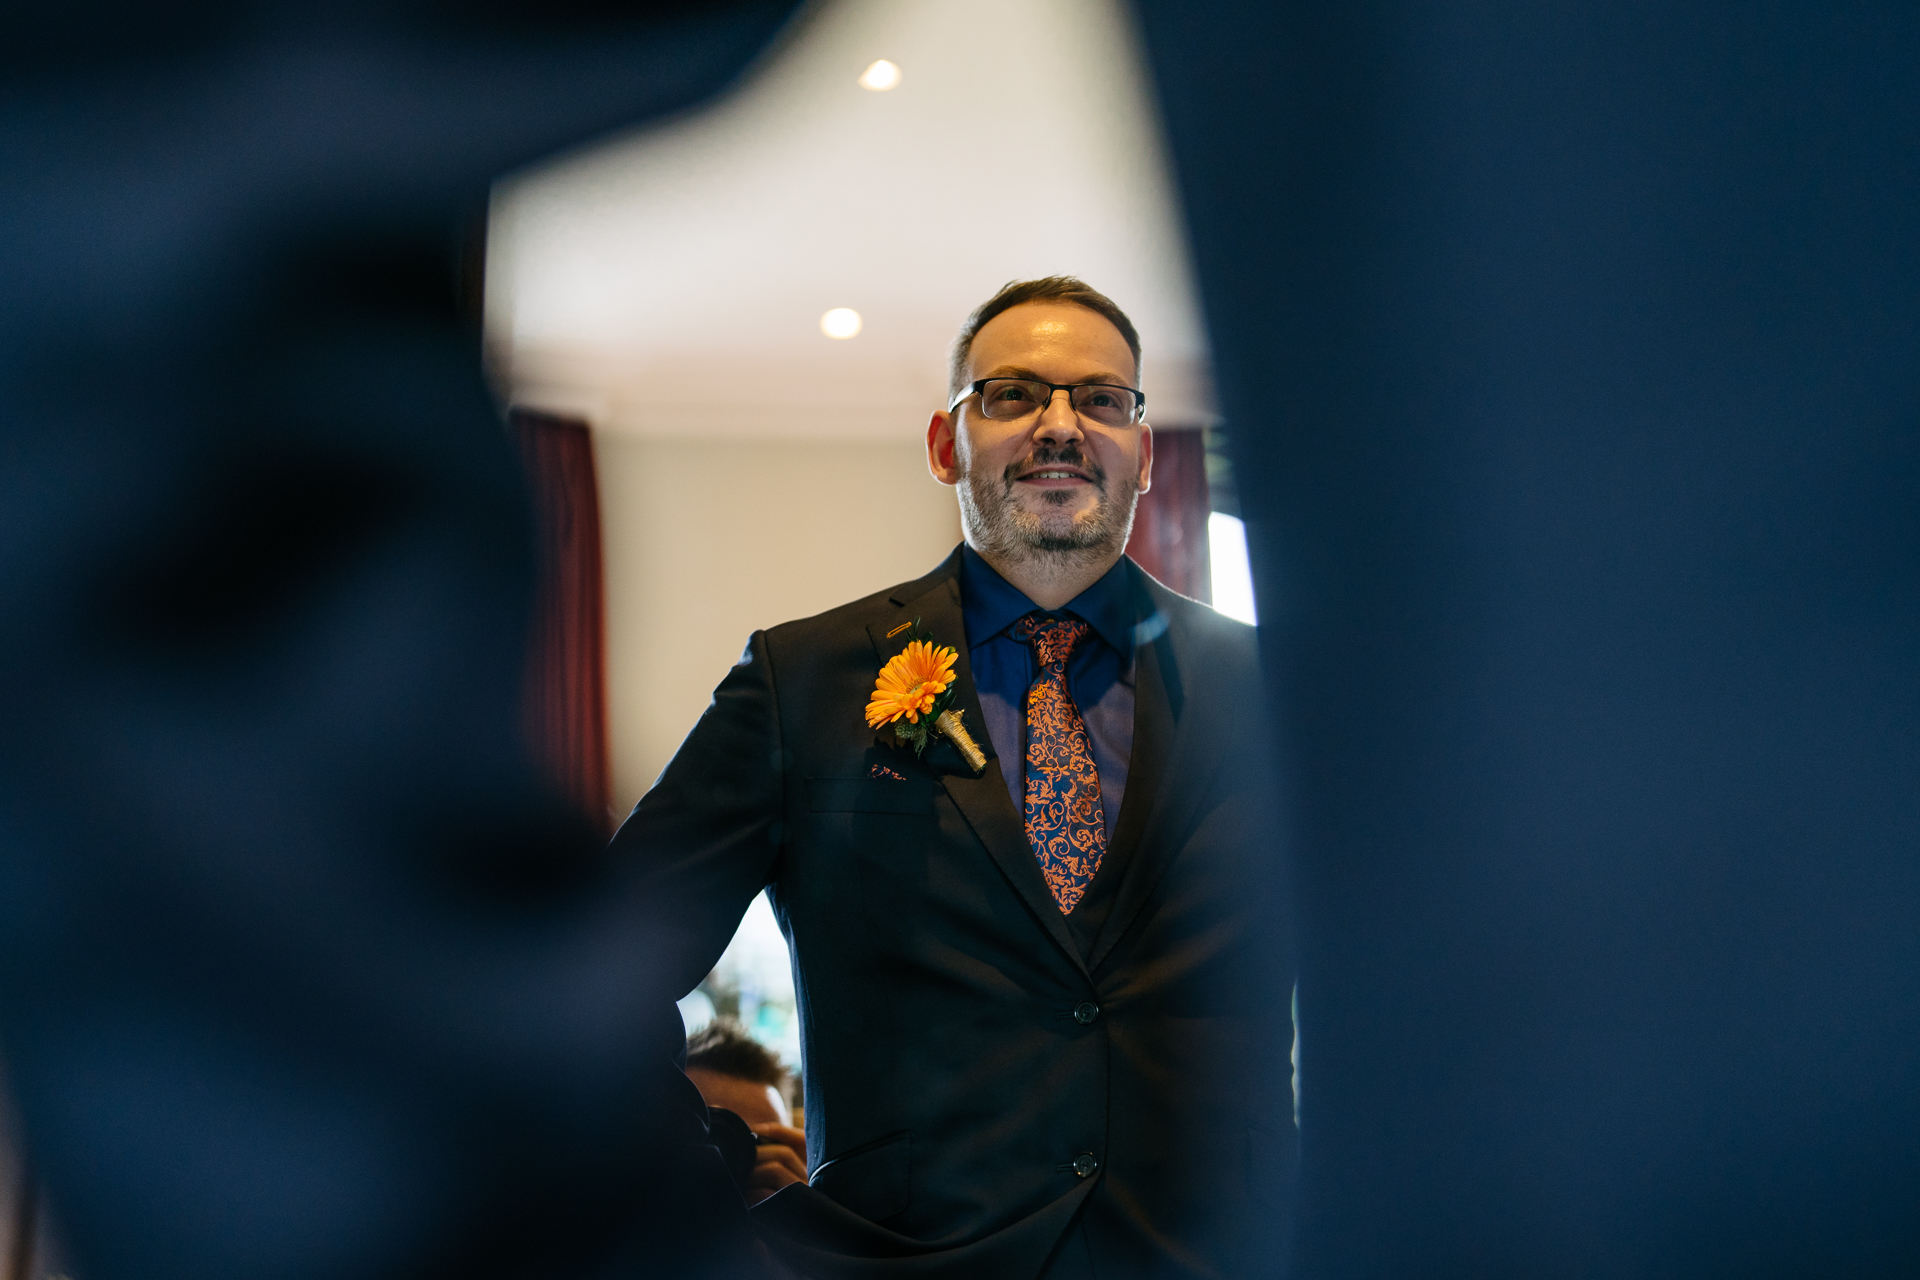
top-left (948, 378), bottom-right (1146, 427)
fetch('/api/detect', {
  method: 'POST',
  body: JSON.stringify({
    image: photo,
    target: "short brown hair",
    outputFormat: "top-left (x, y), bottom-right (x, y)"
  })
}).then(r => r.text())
top-left (948, 276), bottom-right (1142, 397)
top-left (686, 1019), bottom-right (789, 1093)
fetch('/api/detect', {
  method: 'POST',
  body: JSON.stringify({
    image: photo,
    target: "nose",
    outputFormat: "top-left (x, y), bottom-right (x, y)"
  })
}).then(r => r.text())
top-left (1033, 387), bottom-right (1084, 442)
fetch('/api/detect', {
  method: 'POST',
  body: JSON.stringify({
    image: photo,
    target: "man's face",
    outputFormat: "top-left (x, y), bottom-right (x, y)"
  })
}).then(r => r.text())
top-left (928, 301), bottom-right (1151, 561)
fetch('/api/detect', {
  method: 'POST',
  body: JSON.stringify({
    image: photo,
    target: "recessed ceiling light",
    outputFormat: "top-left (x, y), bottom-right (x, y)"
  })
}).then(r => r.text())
top-left (857, 59), bottom-right (902, 91)
top-left (820, 308), bottom-right (863, 339)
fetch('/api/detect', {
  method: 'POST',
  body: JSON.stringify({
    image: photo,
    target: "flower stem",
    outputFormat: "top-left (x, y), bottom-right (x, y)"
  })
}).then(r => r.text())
top-left (934, 709), bottom-right (987, 773)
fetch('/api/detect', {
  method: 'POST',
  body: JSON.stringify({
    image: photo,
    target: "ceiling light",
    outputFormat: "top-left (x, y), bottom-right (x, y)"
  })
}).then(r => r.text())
top-left (857, 59), bottom-right (902, 91)
top-left (820, 308), bottom-right (863, 339)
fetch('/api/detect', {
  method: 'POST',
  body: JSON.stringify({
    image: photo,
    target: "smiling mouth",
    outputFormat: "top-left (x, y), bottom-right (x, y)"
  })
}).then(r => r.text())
top-left (1015, 467), bottom-right (1092, 484)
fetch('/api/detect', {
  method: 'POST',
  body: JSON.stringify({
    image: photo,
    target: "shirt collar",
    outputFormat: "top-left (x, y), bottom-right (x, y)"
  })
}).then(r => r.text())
top-left (958, 544), bottom-right (1138, 659)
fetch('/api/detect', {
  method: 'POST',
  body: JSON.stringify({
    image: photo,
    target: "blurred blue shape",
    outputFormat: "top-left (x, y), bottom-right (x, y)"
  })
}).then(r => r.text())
top-left (0, 4), bottom-right (803, 1279)
top-left (1141, 0), bottom-right (1920, 1274)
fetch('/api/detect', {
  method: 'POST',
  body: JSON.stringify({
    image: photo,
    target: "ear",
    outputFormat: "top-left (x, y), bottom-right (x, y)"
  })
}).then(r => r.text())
top-left (1136, 422), bottom-right (1154, 495)
top-left (927, 410), bottom-right (961, 486)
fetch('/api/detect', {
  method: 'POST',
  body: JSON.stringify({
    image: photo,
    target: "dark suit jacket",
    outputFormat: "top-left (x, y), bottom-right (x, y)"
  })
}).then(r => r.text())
top-left (611, 548), bottom-right (1295, 1278)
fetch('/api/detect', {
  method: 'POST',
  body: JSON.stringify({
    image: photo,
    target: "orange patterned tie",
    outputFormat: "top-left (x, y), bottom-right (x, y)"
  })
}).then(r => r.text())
top-left (1011, 614), bottom-right (1107, 914)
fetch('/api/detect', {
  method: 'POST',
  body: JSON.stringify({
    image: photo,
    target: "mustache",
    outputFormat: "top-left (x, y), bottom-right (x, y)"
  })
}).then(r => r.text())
top-left (1001, 443), bottom-right (1108, 488)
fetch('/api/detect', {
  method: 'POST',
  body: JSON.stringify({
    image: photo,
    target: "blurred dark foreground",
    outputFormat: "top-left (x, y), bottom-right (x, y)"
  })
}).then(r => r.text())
top-left (0, 4), bottom-right (805, 1277)
top-left (4, 2), bottom-right (1920, 1278)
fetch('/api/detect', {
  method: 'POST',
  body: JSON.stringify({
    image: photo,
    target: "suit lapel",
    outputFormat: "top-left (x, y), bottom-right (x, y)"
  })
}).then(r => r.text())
top-left (1086, 577), bottom-right (1188, 974)
top-left (868, 562), bottom-right (1091, 979)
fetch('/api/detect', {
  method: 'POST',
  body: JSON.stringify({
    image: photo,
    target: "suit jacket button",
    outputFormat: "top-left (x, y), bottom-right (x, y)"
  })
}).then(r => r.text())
top-left (1073, 1001), bottom-right (1100, 1024)
top-left (1071, 1153), bottom-right (1099, 1178)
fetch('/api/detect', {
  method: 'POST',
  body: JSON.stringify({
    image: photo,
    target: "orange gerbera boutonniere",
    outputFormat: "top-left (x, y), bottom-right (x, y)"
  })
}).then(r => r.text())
top-left (865, 639), bottom-right (956, 729)
top-left (864, 620), bottom-right (988, 771)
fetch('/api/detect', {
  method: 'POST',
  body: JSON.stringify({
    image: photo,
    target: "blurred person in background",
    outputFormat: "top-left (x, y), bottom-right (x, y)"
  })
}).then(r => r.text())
top-left (685, 1021), bottom-right (809, 1206)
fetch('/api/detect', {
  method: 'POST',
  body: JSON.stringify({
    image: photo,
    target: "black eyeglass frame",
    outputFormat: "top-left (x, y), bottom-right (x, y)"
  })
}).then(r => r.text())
top-left (947, 378), bottom-right (1147, 423)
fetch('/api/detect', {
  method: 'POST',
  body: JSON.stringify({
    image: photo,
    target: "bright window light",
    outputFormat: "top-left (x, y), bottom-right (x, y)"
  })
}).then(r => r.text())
top-left (820, 307), bottom-right (862, 339)
top-left (1208, 511), bottom-right (1258, 625)
top-left (677, 987), bottom-right (715, 1035)
top-left (686, 891), bottom-right (800, 1068)
top-left (857, 59), bottom-right (902, 91)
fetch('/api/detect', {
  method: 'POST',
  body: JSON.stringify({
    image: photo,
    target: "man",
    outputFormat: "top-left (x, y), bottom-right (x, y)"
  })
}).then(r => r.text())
top-left (685, 1021), bottom-right (810, 1205)
top-left (613, 277), bottom-right (1292, 1278)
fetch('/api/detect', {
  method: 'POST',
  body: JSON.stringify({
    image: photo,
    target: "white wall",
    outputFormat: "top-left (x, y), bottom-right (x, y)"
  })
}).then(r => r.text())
top-left (597, 435), bottom-right (962, 816)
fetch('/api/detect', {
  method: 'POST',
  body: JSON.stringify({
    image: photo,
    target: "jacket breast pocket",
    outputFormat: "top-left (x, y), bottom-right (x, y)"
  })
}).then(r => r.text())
top-left (805, 770), bottom-right (945, 913)
top-left (808, 777), bottom-right (936, 816)
top-left (809, 1130), bottom-right (910, 1223)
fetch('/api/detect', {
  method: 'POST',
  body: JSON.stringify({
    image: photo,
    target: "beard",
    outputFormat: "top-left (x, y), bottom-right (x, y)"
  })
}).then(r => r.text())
top-left (957, 440), bottom-right (1141, 567)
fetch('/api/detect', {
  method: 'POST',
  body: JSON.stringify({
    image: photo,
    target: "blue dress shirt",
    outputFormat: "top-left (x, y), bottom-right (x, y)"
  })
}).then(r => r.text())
top-left (958, 545), bottom-right (1136, 843)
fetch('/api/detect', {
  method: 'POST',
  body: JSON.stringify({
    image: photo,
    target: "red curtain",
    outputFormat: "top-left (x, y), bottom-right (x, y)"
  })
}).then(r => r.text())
top-left (1126, 427), bottom-right (1212, 602)
top-left (512, 410), bottom-right (613, 835)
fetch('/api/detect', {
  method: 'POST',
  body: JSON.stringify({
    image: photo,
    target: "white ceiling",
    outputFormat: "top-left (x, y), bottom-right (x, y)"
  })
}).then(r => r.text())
top-left (487, 0), bottom-right (1214, 440)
